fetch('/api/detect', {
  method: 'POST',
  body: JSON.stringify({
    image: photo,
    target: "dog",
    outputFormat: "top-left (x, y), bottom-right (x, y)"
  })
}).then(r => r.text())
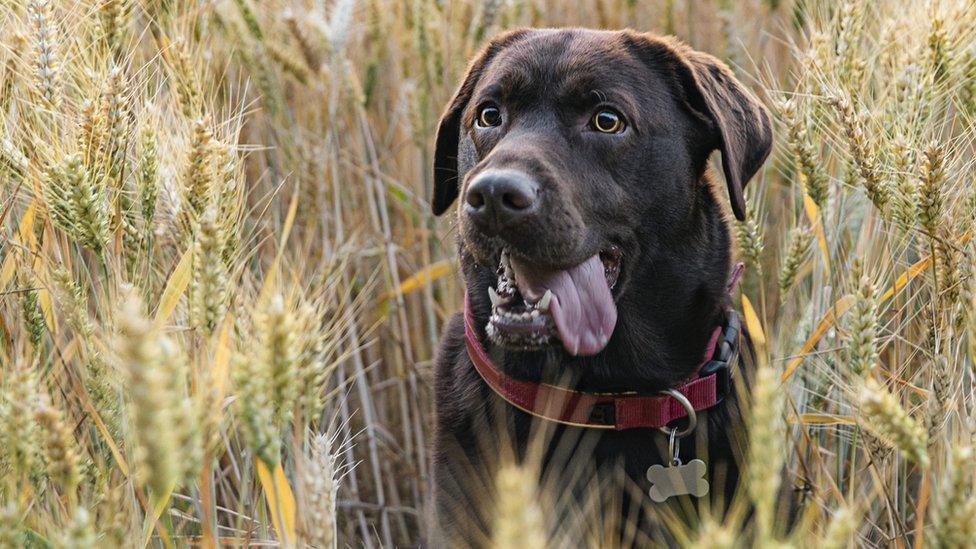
top-left (429, 28), bottom-right (772, 545)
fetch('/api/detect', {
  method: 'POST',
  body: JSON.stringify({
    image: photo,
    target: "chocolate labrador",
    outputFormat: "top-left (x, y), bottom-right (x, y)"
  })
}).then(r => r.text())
top-left (429, 28), bottom-right (772, 545)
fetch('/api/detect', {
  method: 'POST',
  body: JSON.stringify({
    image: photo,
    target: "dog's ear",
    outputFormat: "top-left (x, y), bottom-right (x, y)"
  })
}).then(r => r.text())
top-left (658, 39), bottom-right (773, 221)
top-left (432, 30), bottom-right (529, 216)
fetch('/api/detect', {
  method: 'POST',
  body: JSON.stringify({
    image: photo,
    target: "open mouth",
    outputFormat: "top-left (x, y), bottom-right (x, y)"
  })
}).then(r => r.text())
top-left (486, 247), bottom-right (621, 356)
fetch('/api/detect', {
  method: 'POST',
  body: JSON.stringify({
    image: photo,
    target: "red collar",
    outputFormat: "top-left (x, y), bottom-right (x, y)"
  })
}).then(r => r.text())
top-left (462, 263), bottom-right (743, 431)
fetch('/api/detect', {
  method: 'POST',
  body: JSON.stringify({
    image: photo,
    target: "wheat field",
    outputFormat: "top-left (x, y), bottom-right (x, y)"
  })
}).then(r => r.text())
top-left (1, 0), bottom-right (975, 546)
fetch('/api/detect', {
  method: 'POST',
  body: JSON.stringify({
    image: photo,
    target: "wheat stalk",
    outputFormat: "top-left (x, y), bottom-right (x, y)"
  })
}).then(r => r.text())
top-left (745, 364), bottom-right (785, 540)
top-left (779, 226), bottom-right (811, 294)
top-left (35, 399), bottom-right (83, 497)
top-left (830, 93), bottom-right (889, 211)
top-left (844, 273), bottom-right (879, 376)
top-left (492, 463), bottom-right (547, 549)
top-left (858, 378), bottom-right (929, 468)
top-left (932, 444), bottom-right (976, 548)
top-left (780, 97), bottom-right (828, 208)
top-left (42, 153), bottom-right (110, 253)
top-left (189, 207), bottom-right (227, 335)
top-left (116, 289), bottom-right (182, 496)
top-left (27, 0), bottom-right (61, 108)
top-left (0, 363), bottom-right (40, 479)
top-left (821, 505), bottom-right (859, 549)
top-left (298, 430), bottom-right (340, 549)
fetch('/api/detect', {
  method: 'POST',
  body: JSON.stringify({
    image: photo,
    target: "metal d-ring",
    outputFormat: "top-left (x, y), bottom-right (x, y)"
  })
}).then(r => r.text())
top-left (657, 389), bottom-right (697, 439)
top-left (667, 427), bottom-right (682, 466)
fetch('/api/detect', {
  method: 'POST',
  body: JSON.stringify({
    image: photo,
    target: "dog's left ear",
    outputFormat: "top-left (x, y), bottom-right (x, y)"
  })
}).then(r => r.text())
top-left (667, 42), bottom-right (773, 221)
top-left (432, 30), bottom-right (530, 216)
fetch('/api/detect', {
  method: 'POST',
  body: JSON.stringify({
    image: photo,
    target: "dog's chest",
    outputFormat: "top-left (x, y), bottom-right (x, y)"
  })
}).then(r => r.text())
top-left (490, 392), bottom-right (741, 504)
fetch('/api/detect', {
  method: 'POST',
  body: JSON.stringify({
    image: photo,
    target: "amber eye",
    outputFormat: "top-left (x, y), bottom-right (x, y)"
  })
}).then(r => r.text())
top-left (477, 105), bottom-right (502, 127)
top-left (592, 109), bottom-right (625, 133)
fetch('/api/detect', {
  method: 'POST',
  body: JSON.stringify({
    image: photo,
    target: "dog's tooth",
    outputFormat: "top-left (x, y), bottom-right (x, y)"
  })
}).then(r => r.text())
top-left (502, 250), bottom-right (515, 281)
top-left (488, 286), bottom-right (502, 308)
top-left (538, 290), bottom-right (553, 311)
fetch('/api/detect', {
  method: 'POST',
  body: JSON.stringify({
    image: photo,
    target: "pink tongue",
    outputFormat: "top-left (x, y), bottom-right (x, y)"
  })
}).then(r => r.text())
top-left (510, 254), bottom-right (617, 356)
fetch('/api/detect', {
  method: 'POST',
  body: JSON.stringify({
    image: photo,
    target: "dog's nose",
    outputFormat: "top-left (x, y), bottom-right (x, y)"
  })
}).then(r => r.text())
top-left (464, 170), bottom-right (539, 233)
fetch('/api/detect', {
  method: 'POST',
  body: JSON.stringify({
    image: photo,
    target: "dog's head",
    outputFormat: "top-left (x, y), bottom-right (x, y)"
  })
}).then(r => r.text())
top-left (433, 29), bottom-right (771, 359)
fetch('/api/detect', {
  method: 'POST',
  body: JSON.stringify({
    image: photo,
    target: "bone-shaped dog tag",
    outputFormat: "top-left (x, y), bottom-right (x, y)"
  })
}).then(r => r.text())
top-left (646, 459), bottom-right (709, 503)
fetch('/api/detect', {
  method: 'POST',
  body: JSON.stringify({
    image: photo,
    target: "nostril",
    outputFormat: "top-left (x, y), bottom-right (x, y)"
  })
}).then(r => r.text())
top-left (466, 189), bottom-right (485, 209)
top-left (502, 190), bottom-right (533, 211)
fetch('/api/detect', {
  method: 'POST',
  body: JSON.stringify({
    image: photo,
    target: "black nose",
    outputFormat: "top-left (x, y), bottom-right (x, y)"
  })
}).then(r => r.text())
top-left (464, 170), bottom-right (539, 234)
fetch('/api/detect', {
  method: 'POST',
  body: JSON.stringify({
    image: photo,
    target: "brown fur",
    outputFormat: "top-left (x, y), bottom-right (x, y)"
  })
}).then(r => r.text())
top-left (429, 28), bottom-right (772, 546)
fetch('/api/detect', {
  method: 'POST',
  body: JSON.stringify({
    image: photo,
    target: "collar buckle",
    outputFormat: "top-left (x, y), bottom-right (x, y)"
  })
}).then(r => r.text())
top-left (588, 402), bottom-right (616, 426)
top-left (697, 310), bottom-right (740, 406)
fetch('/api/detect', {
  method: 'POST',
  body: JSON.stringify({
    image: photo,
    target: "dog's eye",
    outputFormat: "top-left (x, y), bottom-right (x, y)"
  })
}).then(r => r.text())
top-left (591, 109), bottom-right (625, 133)
top-left (477, 105), bottom-right (502, 128)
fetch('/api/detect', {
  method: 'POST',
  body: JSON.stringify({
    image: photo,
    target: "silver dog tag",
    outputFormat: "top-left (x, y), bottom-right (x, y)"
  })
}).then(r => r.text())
top-left (646, 459), bottom-right (709, 503)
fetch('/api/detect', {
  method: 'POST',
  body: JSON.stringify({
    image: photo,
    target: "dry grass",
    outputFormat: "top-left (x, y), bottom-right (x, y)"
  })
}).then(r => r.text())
top-left (1, 0), bottom-right (975, 546)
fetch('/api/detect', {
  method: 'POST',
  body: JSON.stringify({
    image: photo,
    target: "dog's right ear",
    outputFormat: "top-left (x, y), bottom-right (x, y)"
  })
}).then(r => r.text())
top-left (432, 30), bottom-right (529, 216)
